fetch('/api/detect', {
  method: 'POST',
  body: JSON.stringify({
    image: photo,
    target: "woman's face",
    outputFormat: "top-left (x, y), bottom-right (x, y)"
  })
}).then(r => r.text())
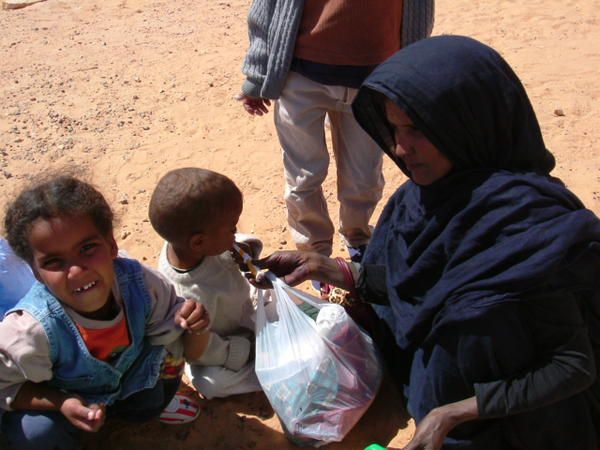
top-left (385, 100), bottom-right (453, 185)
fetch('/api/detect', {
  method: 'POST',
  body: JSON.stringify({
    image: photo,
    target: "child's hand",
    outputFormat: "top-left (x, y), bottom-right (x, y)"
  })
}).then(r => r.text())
top-left (235, 93), bottom-right (271, 116)
top-left (176, 300), bottom-right (210, 334)
top-left (60, 396), bottom-right (105, 432)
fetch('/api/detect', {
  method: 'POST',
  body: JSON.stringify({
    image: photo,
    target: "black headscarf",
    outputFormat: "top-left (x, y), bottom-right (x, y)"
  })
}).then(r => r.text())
top-left (353, 35), bottom-right (555, 176)
top-left (352, 36), bottom-right (600, 350)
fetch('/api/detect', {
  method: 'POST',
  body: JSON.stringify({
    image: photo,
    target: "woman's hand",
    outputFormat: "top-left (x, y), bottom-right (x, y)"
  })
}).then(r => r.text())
top-left (60, 396), bottom-right (105, 432)
top-left (401, 408), bottom-right (453, 450)
top-left (250, 251), bottom-right (353, 291)
top-left (235, 93), bottom-right (271, 116)
top-left (402, 397), bottom-right (479, 450)
top-left (250, 251), bottom-right (323, 287)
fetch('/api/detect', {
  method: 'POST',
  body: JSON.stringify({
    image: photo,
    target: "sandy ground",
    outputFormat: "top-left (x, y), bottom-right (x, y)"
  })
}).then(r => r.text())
top-left (1, 0), bottom-right (599, 448)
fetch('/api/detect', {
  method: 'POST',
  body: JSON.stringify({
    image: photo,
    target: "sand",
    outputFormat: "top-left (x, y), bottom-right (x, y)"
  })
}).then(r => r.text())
top-left (1, 0), bottom-right (599, 448)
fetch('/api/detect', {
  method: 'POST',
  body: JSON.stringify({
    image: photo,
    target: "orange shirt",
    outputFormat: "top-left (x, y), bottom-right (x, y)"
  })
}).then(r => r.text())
top-left (294, 0), bottom-right (404, 66)
top-left (76, 313), bottom-right (131, 362)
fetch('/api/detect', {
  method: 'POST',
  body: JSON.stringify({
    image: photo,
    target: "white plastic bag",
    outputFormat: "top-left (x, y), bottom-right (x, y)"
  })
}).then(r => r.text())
top-left (255, 275), bottom-right (382, 447)
top-left (0, 238), bottom-right (35, 318)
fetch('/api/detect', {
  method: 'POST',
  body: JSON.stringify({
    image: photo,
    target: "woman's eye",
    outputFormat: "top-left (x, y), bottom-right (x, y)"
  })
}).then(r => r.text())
top-left (406, 125), bottom-right (423, 136)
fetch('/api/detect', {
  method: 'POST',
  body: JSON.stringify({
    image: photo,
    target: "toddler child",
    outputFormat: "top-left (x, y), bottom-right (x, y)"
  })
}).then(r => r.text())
top-left (149, 167), bottom-right (262, 399)
top-left (0, 175), bottom-right (210, 450)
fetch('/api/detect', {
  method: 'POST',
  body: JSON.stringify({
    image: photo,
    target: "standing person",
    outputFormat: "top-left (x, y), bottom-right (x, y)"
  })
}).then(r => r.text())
top-left (237, 0), bottom-right (434, 271)
top-left (251, 36), bottom-right (600, 449)
top-left (0, 176), bottom-right (210, 450)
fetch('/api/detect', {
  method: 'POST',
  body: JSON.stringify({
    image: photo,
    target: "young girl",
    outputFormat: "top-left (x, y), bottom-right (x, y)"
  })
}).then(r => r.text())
top-left (0, 175), bottom-right (210, 450)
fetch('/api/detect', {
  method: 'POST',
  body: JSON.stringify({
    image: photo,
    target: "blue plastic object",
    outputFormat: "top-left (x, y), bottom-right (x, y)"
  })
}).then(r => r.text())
top-left (0, 238), bottom-right (35, 318)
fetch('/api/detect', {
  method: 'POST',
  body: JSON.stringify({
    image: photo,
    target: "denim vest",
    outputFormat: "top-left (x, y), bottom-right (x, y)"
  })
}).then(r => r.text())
top-left (10, 258), bottom-right (166, 405)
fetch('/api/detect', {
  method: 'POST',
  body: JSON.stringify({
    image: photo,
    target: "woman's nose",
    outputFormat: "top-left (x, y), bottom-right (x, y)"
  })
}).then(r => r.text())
top-left (394, 141), bottom-right (410, 159)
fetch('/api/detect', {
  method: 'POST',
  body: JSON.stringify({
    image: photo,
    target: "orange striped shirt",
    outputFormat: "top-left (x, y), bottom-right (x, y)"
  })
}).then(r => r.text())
top-left (76, 313), bottom-right (131, 362)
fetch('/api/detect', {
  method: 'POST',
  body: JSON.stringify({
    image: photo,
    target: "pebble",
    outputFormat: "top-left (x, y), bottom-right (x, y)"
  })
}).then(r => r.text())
top-left (554, 108), bottom-right (565, 117)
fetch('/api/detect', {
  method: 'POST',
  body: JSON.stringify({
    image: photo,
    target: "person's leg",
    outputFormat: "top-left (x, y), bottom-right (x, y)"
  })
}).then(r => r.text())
top-left (109, 376), bottom-right (181, 422)
top-left (328, 87), bottom-right (384, 255)
top-left (1, 410), bottom-right (81, 450)
top-left (186, 363), bottom-right (261, 400)
top-left (275, 72), bottom-right (336, 256)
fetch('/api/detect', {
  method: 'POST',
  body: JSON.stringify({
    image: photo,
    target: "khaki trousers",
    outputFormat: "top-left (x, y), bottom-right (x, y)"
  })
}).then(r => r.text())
top-left (275, 72), bottom-right (384, 256)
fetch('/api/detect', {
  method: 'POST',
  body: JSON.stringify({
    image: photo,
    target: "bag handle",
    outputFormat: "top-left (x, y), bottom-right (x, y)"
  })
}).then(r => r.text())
top-left (267, 272), bottom-right (329, 310)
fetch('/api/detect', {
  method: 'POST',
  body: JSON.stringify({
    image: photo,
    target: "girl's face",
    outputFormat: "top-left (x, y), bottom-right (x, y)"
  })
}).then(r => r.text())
top-left (384, 99), bottom-right (453, 185)
top-left (28, 214), bottom-right (118, 318)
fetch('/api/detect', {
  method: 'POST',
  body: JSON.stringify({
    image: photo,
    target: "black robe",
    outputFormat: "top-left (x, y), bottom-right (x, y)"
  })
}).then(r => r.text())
top-left (352, 35), bottom-right (600, 449)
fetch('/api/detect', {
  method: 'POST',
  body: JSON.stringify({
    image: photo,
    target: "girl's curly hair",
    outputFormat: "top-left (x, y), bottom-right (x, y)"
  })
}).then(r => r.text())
top-left (4, 175), bottom-right (114, 264)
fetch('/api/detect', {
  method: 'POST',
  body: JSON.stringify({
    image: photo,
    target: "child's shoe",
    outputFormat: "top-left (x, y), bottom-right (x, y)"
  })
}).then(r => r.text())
top-left (159, 393), bottom-right (200, 424)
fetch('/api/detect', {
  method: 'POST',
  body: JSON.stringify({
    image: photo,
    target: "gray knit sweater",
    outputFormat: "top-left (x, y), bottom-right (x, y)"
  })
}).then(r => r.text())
top-left (241, 0), bottom-right (435, 99)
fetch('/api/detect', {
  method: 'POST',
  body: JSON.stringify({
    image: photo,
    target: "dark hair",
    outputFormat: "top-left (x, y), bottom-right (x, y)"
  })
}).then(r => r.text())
top-left (4, 175), bottom-right (114, 264)
top-left (149, 167), bottom-right (242, 243)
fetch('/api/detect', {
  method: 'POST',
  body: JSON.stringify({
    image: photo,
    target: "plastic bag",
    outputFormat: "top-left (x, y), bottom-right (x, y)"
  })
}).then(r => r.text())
top-left (0, 238), bottom-right (35, 318)
top-left (255, 274), bottom-right (382, 447)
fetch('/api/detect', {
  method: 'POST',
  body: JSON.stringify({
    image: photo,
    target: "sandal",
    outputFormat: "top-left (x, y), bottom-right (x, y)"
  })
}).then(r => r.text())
top-left (311, 280), bottom-right (334, 301)
top-left (159, 393), bottom-right (200, 424)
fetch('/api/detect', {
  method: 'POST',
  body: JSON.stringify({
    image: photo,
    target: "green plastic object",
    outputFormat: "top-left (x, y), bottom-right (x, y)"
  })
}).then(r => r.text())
top-left (364, 445), bottom-right (387, 450)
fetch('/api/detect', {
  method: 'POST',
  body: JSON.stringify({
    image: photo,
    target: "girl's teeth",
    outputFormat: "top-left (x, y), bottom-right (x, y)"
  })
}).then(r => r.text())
top-left (74, 281), bottom-right (96, 293)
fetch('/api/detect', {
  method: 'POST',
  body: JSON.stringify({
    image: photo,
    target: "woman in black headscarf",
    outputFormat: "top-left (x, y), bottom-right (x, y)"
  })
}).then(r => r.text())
top-left (253, 36), bottom-right (600, 449)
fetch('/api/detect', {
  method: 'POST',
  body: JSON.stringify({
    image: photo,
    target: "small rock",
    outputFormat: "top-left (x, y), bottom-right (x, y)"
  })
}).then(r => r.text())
top-left (180, 95), bottom-right (186, 101)
top-left (279, 239), bottom-right (287, 245)
top-left (121, 231), bottom-right (131, 239)
top-left (554, 108), bottom-right (565, 117)
top-left (2, 0), bottom-right (46, 10)
top-left (119, 197), bottom-right (129, 205)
